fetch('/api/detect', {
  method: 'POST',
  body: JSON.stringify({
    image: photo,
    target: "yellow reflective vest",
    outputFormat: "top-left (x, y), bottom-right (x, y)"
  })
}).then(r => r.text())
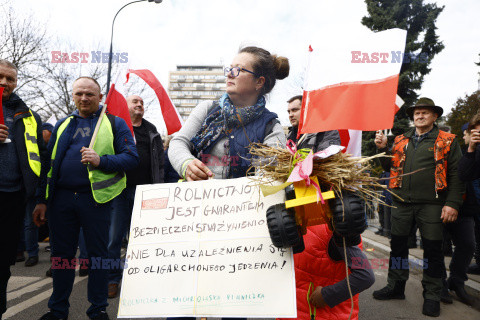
top-left (46, 114), bottom-right (126, 203)
top-left (23, 110), bottom-right (41, 177)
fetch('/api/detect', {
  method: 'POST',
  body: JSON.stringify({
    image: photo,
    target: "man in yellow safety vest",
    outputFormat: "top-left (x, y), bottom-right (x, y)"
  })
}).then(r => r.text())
top-left (33, 77), bottom-right (139, 320)
top-left (0, 59), bottom-right (48, 319)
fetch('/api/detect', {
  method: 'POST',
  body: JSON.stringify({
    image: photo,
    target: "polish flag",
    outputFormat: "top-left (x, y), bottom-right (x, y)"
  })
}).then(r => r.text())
top-left (126, 69), bottom-right (183, 135)
top-left (338, 129), bottom-right (362, 157)
top-left (299, 28), bottom-right (407, 134)
top-left (105, 83), bottom-right (134, 137)
top-left (338, 93), bottom-right (404, 156)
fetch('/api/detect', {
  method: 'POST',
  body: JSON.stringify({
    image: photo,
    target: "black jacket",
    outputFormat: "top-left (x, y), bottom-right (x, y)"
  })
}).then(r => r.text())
top-left (142, 119), bottom-right (164, 183)
top-left (458, 147), bottom-right (480, 216)
top-left (458, 147), bottom-right (480, 182)
top-left (3, 93), bottom-right (48, 199)
top-left (164, 148), bottom-right (181, 183)
top-left (287, 126), bottom-right (341, 152)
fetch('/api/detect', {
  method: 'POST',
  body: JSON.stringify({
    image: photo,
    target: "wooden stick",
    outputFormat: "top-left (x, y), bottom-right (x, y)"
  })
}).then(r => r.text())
top-left (88, 103), bottom-right (108, 149)
top-left (296, 133), bottom-right (307, 146)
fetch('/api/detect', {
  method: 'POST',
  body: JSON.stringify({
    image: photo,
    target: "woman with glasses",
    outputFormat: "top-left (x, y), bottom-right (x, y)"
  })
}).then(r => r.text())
top-left (167, 47), bottom-right (288, 320)
top-left (169, 46), bottom-right (288, 181)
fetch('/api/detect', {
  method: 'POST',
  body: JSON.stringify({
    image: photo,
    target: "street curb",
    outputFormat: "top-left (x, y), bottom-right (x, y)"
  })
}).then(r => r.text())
top-left (362, 236), bottom-right (427, 271)
top-left (362, 231), bottom-right (480, 295)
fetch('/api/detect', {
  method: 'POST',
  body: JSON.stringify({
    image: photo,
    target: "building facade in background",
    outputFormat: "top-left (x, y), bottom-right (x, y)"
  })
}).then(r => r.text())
top-left (169, 65), bottom-right (225, 121)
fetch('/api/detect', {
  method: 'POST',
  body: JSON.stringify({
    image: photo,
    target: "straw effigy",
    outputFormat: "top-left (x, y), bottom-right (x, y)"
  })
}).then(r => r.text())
top-left (248, 142), bottom-right (398, 206)
top-left (248, 142), bottom-right (400, 320)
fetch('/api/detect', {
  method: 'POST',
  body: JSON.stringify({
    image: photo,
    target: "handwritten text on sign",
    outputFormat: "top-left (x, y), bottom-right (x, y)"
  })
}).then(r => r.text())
top-left (117, 177), bottom-right (296, 318)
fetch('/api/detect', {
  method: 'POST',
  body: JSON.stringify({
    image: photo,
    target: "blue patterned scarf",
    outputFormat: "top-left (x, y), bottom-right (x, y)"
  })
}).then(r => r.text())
top-left (191, 93), bottom-right (266, 157)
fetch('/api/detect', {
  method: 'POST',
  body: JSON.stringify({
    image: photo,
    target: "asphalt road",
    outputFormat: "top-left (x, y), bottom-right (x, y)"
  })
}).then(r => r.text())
top-left (4, 242), bottom-right (479, 320)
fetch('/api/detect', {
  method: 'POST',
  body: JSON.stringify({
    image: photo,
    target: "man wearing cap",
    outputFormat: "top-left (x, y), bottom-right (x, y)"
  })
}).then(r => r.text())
top-left (372, 97), bottom-right (464, 317)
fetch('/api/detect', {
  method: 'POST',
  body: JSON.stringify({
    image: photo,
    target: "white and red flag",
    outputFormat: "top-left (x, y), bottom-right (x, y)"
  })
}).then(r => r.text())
top-left (338, 129), bottom-right (362, 157)
top-left (126, 69), bottom-right (183, 135)
top-left (299, 28), bottom-right (407, 135)
top-left (104, 83), bottom-right (134, 137)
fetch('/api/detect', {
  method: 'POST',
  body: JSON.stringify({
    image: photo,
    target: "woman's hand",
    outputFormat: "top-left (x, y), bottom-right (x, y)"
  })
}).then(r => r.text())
top-left (185, 159), bottom-right (213, 181)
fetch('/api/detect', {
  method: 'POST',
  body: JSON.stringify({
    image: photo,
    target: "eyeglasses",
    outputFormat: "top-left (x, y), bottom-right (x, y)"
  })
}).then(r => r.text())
top-left (224, 66), bottom-right (259, 78)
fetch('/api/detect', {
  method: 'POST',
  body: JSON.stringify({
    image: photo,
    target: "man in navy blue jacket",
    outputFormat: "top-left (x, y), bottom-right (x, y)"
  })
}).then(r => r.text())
top-left (0, 59), bottom-right (48, 320)
top-left (33, 77), bottom-right (139, 320)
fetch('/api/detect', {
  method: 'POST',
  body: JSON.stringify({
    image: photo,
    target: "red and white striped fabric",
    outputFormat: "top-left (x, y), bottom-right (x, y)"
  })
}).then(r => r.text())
top-left (299, 28), bottom-right (407, 135)
top-left (338, 129), bottom-right (362, 157)
top-left (105, 83), bottom-right (134, 137)
top-left (126, 69), bottom-right (183, 135)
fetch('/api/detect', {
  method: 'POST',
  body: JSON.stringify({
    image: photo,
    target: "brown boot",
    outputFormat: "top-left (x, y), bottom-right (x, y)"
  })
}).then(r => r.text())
top-left (108, 283), bottom-right (119, 299)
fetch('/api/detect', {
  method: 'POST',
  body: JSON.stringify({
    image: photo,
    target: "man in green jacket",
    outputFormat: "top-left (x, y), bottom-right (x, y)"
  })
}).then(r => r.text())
top-left (372, 97), bottom-right (464, 317)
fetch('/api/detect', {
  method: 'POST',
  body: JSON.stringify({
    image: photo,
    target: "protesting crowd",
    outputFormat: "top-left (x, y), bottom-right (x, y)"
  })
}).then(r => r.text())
top-left (1, 41), bottom-right (480, 320)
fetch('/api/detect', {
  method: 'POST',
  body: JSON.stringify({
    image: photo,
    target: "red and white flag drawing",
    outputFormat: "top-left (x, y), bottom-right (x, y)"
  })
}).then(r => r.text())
top-left (126, 69), bottom-right (183, 135)
top-left (299, 28), bottom-right (407, 134)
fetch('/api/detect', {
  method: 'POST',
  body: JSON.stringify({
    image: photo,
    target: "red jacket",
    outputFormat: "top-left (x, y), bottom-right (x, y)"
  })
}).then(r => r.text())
top-left (278, 224), bottom-right (359, 320)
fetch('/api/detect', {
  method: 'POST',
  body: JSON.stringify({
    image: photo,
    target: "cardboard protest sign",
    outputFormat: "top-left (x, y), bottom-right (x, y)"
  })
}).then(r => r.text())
top-left (117, 177), bottom-right (296, 318)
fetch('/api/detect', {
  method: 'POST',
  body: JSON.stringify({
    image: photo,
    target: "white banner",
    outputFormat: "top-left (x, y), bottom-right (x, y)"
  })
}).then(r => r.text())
top-left (117, 177), bottom-right (297, 318)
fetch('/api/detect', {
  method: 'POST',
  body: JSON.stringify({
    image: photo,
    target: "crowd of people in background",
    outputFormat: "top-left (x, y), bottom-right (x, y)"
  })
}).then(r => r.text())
top-left (2, 41), bottom-right (480, 320)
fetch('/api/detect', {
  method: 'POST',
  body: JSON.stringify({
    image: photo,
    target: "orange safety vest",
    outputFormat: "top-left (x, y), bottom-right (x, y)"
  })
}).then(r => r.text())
top-left (389, 130), bottom-right (455, 193)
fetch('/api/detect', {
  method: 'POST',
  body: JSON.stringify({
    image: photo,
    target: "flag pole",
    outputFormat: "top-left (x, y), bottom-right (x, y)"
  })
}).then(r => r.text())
top-left (297, 45), bottom-right (314, 140)
top-left (297, 133), bottom-right (308, 146)
top-left (88, 102), bottom-right (108, 149)
top-left (89, 84), bottom-right (114, 149)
